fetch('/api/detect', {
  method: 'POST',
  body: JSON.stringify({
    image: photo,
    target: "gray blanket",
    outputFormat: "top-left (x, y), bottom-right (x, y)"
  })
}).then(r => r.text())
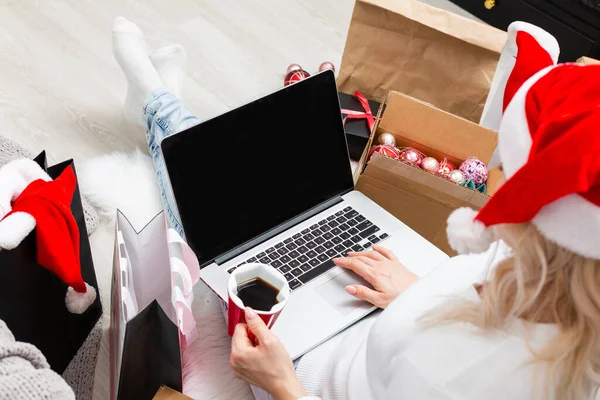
top-left (0, 320), bottom-right (75, 400)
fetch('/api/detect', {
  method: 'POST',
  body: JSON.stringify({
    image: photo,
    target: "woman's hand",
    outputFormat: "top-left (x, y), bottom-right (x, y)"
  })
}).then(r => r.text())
top-left (333, 244), bottom-right (418, 308)
top-left (230, 307), bottom-right (307, 400)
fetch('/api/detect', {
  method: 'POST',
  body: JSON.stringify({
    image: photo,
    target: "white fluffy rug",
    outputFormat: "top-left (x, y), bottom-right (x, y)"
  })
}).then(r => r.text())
top-left (79, 150), bottom-right (253, 399)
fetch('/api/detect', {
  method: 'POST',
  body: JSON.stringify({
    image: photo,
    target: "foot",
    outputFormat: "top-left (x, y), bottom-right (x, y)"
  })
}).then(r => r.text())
top-left (150, 44), bottom-right (187, 98)
top-left (112, 16), bottom-right (163, 125)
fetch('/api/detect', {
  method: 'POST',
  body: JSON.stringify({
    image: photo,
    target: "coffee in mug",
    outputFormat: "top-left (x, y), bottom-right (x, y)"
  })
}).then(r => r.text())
top-left (227, 263), bottom-right (290, 337)
top-left (236, 277), bottom-right (280, 311)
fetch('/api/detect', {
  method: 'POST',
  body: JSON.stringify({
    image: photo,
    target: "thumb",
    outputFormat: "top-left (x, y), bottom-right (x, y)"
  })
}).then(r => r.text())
top-left (345, 285), bottom-right (382, 307)
top-left (244, 307), bottom-right (272, 342)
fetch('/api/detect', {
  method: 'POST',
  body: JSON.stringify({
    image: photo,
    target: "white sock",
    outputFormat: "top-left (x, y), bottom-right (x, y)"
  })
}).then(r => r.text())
top-left (112, 16), bottom-right (163, 125)
top-left (150, 44), bottom-right (187, 98)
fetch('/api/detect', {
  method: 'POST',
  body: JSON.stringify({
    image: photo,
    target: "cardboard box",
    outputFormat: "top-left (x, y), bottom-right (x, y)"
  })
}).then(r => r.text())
top-left (153, 386), bottom-right (193, 400)
top-left (577, 56), bottom-right (600, 65)
top-left (355, 91), bottom-right (498, 255)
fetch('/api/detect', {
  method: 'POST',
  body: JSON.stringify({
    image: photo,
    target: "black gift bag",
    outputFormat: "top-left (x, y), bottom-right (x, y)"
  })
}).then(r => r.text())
top-left (0, 152), bottom-right (103, 376)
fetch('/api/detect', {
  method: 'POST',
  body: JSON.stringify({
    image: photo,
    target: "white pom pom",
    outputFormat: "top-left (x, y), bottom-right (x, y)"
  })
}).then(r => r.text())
top-left (65, 283), bottom-right (97, 314)
top-left (447, 207), bottom-right (495, 254)
top-left (0, 212), bottom-right (36, 250)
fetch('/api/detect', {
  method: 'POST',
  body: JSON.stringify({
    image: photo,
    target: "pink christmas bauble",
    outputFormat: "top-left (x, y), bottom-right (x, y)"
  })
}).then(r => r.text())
top-left (318, 61), bottom-right (336, 72)
top-left (421, 157), bottom-right (439, 173)
top-left (286, 63), bottom-right (303, 74)
top-left (284, 69), bottom-right (310, 86)
top-left (368, 144), bottom-right (400, 160)
top-left (459, 157), bottom-right (488, 186)
top-left (437, 158), bottom-right (456, 176)
top-left (398, 148), bottom-right (424, 166)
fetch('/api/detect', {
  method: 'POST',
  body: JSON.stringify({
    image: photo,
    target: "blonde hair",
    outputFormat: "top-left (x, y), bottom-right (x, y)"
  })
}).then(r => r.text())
top-left (424, 223), bottom-right (600, 399)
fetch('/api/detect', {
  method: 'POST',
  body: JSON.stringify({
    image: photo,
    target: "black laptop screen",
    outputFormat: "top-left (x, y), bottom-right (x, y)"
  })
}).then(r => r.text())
top-left (161, 71), bottom-right (354, 266)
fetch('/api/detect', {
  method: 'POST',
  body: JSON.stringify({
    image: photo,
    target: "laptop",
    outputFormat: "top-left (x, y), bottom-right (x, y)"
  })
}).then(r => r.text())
top-left (161, 70), bottom-right (448, 359)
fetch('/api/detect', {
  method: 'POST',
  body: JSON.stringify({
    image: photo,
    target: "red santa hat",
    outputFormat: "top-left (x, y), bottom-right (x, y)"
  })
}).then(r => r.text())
top-left (0, 159), bottom-right (97, 313)
top-left (447, 21), bottom-right (600, 259)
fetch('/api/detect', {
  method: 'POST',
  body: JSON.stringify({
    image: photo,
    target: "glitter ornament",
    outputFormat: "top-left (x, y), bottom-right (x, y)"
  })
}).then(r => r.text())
top-left (377, 133), bottom-right (396, 147)
top-left (368, 144), bottom-right (400, 160)
top-left (286, 64), bottom-right (303, 74)
top-left (284, 69), bottom-right (310, 86)
top-left (421, 157), bottom-right (439, 173)
top-left (398, 148), bottom-right (424, 166)
top-left (437, 158), bottom-right (456, 176)
top-left (459, 157), bottom-right (489, 186)
top-left (448, 170), bottom-right (466, 185)
top-left (318, 61), bottom-right (336, 72)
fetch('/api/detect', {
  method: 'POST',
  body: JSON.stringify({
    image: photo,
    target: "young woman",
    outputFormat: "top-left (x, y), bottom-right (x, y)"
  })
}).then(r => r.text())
top-left (227, 26), bottom-right (600, 400)
top-left (112, 17), bottom-right (600, 400)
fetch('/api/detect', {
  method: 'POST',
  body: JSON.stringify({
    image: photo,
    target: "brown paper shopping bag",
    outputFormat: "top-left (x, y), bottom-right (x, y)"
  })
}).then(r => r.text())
top-left (337, 0), bottom-right (507, 122)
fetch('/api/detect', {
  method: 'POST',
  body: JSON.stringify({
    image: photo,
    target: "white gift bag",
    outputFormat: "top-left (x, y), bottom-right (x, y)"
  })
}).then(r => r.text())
top-left (110, 210), bottom-right (200, 400)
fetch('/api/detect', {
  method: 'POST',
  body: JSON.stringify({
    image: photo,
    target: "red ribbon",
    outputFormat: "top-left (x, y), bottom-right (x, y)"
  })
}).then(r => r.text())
top-left (341, 91), bottom-right (375, 133)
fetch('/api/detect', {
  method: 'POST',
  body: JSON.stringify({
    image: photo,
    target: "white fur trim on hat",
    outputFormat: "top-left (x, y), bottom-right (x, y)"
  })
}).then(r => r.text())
top-left (533, 194), bottom-right (600, 259)
top-left (65, 283), bottom-right (97, 314)
top-left (0, 159), bottom-right (51, 220)
top-left (0, 212), bottom-right (36, 250)
top-left (480, 21), bottom-right (560, 141)
top-left (447, 207), bottom-right (496, 254)
top-left (499, 65), bottom-right (555, 179)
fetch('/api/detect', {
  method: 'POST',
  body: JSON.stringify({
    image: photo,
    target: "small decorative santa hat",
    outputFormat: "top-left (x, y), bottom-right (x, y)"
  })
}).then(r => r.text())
top-left (447, 21), bottom-right (600, 259)
top-left (0, 159), bottom-right (97, 314)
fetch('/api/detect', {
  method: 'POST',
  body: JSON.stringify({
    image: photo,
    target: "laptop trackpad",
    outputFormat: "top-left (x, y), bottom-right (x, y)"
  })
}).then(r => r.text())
top-left (316, 271), bottom-right (371, 315)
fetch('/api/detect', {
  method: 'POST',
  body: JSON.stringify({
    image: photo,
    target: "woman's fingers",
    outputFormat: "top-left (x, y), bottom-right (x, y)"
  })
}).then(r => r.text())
top-left (345, 284), bottom-right (384, 307)
top-left (347, 250), bottom-right (385, 262)
top-left (333, 256), bottom-right (375, 283)
top-left (232, 322), bottom-right (253, 351)
top-left (373, 244), bottom-right (398, 261)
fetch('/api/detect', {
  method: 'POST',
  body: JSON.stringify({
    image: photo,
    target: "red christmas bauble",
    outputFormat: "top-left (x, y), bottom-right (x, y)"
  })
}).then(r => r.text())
top-left (368, 144), bottom-right (400, 160)
top-left (398, 148), bottom-right (424, 166)
top-left (437, 158), bottom-right (456, 176)
top-left (318, 61), bottom-right (336, 72)
top-left (284, 69), bottom-right (310, 86)
top-left (286, 63), bottom-right (303, 74)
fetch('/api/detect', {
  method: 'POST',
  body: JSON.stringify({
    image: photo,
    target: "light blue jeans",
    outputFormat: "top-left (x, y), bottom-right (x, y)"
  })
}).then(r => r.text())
top-left (143, 89), bottom-right (200, 238)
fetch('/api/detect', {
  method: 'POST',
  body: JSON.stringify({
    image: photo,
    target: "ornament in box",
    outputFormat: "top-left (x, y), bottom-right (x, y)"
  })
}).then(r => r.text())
top-left (421, 157), bottom-right (439, 173)
top-left (448, 170), bottom-right (466, 185)
top-left (368, 144), bottom-right (400, 160)
top-left (377, 133), bottom-right (396, 147)
top-left (437, 159), bottom-right (456, 177)
top-left (459, 157), bottom-right (488, 186)
top-left (398, 148), bottom-right (424, 166)
top-left (466, 179), bottom-right (487, 194)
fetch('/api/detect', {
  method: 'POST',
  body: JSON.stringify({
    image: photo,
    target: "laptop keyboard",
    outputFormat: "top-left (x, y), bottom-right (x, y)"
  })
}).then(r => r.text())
top-left (227, 206), bottom-right (390, 292)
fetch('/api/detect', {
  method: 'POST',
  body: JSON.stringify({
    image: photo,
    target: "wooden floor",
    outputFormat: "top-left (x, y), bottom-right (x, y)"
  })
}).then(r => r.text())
top-left (0, 0), bottom-right (476, 398)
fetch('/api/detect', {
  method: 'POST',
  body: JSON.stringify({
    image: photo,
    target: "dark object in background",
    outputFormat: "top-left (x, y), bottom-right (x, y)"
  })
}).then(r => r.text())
top-left (0, 152), bottom-right (102, 373)
top-left (449, 0), bottom-right (600, 62)
top-left (339, 92), bottom-right (380, 161)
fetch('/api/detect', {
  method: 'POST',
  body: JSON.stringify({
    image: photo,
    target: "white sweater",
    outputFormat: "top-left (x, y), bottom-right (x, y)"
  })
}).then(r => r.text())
top-left (296, 246), bottom-right (564, 400)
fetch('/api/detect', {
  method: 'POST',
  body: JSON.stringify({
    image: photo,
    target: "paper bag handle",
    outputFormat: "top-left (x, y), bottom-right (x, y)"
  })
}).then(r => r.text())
top-left (117, 230), bottom-right (138, 321)
top-left (167, 228), bottom-right (200, 287)
top-left (172, 286), bottom-right (196, 337)
top-left (170, 257), bottom-right (193, 297)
